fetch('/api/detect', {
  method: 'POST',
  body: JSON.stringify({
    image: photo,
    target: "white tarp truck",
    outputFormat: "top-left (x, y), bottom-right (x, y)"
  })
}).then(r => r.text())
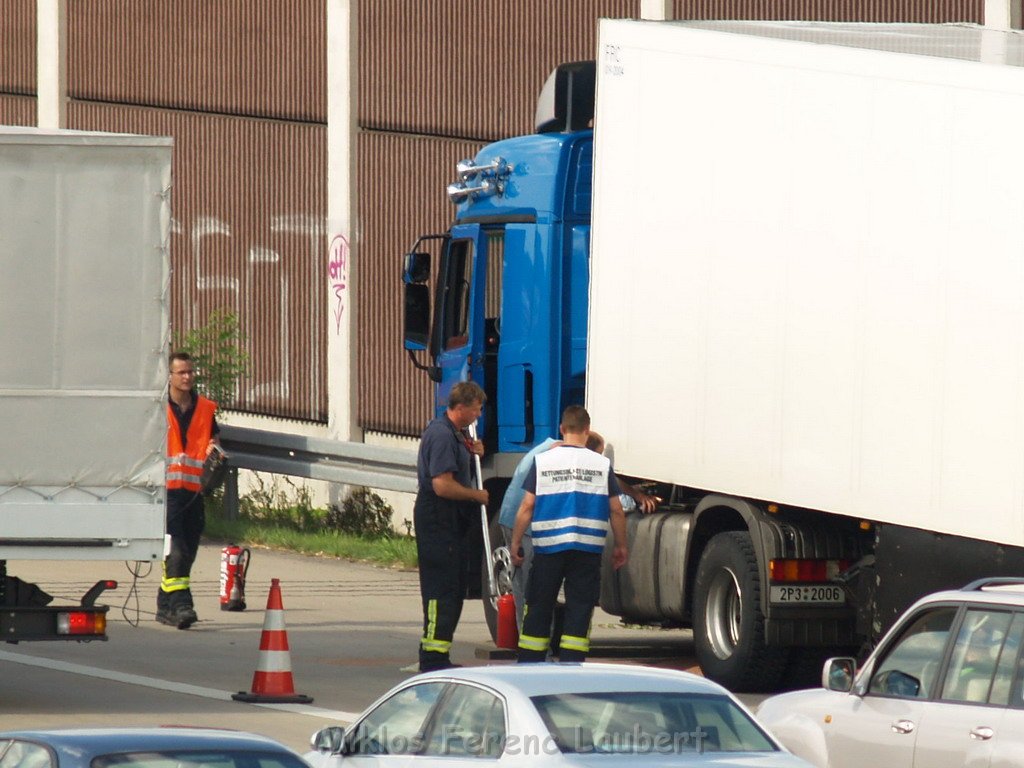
top-left (0, 127), bottom-right (170, 642)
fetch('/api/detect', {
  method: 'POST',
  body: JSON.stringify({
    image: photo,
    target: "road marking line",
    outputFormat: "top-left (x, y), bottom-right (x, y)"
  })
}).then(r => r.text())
top-left (0, 649), bottom-right (358, 723)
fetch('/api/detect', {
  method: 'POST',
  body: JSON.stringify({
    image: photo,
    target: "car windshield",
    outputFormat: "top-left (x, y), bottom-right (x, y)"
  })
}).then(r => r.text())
top-left (531, 691), bottom-right (777, 754)
top-left (92, 750), bottom-right (308, 768)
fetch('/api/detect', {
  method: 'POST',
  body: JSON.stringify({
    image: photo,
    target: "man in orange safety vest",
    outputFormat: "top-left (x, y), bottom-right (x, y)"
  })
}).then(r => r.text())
top-left (158, 351), bottom-right (220, 629)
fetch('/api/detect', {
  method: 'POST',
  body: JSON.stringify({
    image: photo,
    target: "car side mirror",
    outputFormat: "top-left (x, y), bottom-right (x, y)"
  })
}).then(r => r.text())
top-left (311, 726), bottom-right (346, 754)
top-left (823, 657), bottom-right (857, 692)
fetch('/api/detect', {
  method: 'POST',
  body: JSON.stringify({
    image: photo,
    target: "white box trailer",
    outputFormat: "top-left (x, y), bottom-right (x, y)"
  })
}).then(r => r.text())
top-left (0, 127), bottom-right (170, 640)
top-left (589, 20), bottom-right (1024, 550)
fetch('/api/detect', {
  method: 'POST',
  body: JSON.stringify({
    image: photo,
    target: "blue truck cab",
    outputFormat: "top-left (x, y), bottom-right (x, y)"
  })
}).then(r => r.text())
top-left (403, 63), bottom-right (596, 463)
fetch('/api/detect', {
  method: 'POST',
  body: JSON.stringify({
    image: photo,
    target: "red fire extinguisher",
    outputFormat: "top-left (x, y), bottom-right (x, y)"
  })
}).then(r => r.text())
top-left (219, 544), bottom-right (250, 611)
top-left (495, 592), bottom-right (519, 649)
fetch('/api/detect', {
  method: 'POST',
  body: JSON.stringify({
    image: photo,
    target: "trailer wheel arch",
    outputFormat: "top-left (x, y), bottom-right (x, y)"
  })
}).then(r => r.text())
top-left (684, 496), bottom-right (770, 619)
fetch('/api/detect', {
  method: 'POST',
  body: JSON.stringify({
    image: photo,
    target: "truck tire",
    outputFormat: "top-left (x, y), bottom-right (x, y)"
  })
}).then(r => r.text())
top-left (693, 530), bottom-right (787, 692)
top-left (481, 515), bottom-right (513, 642)
top-left (480, 515), bottom-right (563, 654)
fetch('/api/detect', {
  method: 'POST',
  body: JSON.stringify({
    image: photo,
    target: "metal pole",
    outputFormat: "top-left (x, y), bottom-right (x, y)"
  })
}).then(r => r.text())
top-left (469, 422), bottom-right (498, 600)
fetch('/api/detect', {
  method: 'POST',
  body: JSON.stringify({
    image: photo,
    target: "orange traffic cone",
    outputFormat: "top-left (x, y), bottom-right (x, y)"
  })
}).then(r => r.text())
top-left (232, 578), bottom-right (313, 704)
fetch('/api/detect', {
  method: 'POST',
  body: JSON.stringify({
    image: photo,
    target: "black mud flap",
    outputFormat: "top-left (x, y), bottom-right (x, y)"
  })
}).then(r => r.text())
top-left (869, 524), bottom-right (1024, 642)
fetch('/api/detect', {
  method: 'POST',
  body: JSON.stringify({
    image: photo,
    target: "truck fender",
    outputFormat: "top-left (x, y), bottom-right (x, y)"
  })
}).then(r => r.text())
top-left (685, 495), bottom-right (774, 617)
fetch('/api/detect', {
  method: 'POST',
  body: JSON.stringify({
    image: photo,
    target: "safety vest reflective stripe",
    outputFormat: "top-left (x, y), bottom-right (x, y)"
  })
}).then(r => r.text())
top-left (161, 576), bottom-right (190, 592)
top-left (559, 634), bottom-right (590, 652)
top-left (518, 633), bottom-right (550, 652)
top-left (167, 469), bottom-right (202, 483)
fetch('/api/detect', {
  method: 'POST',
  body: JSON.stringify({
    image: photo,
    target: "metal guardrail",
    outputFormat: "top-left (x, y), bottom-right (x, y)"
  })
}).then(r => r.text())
top-left (217, 425), bottom-right (419, 517)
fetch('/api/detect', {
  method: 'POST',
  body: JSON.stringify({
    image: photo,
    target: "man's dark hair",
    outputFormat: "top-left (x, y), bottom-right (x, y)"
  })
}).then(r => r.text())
top-left (448, 381), bottom-right (486, 408)
top-left (561, 404), bottom-right (591, 434)
top-left (169, 351), bottom-right (193, 367)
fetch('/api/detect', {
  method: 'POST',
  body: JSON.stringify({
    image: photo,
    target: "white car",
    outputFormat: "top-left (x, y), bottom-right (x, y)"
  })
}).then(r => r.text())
top-left (757, 578), bottom-right (1024, 768)
top-left (307, 662), bottom-right (811, 767)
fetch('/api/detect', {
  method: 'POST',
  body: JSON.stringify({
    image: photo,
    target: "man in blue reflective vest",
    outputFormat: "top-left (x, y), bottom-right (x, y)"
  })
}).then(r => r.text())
top-left (510, 405), bottom-right (628, 662)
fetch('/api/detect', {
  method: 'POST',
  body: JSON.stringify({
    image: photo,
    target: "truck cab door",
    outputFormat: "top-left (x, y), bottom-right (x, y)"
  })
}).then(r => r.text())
top-left (434, 223), bottom-right (487, 427)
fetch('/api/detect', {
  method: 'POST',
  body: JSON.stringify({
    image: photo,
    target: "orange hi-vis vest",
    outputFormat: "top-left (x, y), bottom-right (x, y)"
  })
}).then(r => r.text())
top-left (166, 396), bottom-right (217, 492)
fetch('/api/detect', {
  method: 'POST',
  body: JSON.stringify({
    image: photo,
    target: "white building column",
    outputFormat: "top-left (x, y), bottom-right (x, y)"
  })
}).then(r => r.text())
top-left (326, 0), bottom-right (359, 444)
top-left (36, 0), bottom-right (66, 128)
top-left (640, 0), bottom-right (673, 20)
top-left (984, 0), bottom-right (1023, 28)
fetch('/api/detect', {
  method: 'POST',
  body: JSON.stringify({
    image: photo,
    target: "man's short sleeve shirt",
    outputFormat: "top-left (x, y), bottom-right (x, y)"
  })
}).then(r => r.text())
top-left (416, 416), bottom-right (473, 494)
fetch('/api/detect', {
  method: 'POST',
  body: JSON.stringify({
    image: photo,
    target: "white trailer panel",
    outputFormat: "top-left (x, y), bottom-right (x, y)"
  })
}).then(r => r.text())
top-left (588, 21), bottom-right (1024, 547)
top-left (0, 128), bottom-right (171, 561)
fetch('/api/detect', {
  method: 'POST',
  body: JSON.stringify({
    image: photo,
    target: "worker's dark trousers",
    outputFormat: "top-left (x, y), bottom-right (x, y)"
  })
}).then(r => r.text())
top-left (158, 490), bottom-right (205, 612)
top-left (414, 493), bottom-right (469, 671)
top-left (518, 549), bottom-right (601, 663)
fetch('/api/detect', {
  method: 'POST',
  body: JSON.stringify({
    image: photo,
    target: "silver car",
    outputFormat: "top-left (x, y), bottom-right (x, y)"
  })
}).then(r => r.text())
top-left (306, 662), bottom-right (811, 767)
top-left (757, 578), bottom-right (1024, 768)
top-left (0, 727), bottom-right (310, 768)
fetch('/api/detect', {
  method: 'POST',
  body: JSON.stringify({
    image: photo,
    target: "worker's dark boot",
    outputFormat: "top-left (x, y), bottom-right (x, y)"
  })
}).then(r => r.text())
top-left (173, 605), bottom-right (198, 629)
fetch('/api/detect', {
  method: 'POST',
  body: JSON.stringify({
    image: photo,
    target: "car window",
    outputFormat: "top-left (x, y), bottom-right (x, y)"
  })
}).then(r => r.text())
top-left (423, 683), bottom-right (506, 758)
top-left (992, 613), bottom-right (1024, 706)
top-left (346, 681), bottom-right (446, 756)
top-left (868, 606), bottom-right (956, 699)
top-left (940, 609), bottom-right (1016, 705)
top-left (0, 741), bottom-right (54, 768)
top-left (94, 751), bottom-right (309, 768)
top-left (531, 691), bottom-right (777, 754)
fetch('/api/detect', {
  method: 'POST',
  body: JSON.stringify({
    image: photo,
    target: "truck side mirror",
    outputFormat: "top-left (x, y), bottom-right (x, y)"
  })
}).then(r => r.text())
top-left (404, 283), bottom-right (431, 351)
top-left (404, 251), bottom-right (431, 284)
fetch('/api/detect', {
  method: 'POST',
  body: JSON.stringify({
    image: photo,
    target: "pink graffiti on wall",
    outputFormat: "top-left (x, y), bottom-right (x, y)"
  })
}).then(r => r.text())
top-left (328, 234), bottom-right (349, 335)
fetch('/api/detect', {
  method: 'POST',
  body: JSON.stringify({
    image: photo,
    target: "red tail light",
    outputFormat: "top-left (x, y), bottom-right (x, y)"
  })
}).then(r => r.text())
top-left (769, 559), bottom-right (850, 582)
top-left (57, 611), bottom-right (106, 636)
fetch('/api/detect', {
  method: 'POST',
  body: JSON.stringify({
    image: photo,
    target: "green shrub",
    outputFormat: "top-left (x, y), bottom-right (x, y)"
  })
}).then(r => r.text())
top-left (173, 308), bottom-right (249, 406)
top-left (238, 475), bottom-right (324, 532)
top-left (325, 487), bottom-right (395, 538)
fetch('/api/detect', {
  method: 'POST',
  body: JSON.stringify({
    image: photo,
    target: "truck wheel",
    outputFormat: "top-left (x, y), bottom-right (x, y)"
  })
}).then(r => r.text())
top-left (693, 531), bottom-right (787, 692)
top-left (480, 515), bottom-right (563, 654)
top-left (481, 515), bottom-right (512, 643)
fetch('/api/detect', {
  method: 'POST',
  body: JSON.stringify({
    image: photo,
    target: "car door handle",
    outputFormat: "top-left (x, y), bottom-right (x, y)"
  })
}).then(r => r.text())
top-left (890, 720), bottom-right (916, 735)
top-left (969, 726), bottom-right (995, 741)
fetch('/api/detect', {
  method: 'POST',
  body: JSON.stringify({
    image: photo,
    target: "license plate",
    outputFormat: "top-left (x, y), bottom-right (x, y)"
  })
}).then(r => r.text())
top-left (769, 585), bottom-right (846, 605)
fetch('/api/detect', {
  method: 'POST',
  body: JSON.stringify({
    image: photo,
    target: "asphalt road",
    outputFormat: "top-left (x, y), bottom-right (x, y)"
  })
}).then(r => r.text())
top-left (0, 543), bottom-right (701, 751)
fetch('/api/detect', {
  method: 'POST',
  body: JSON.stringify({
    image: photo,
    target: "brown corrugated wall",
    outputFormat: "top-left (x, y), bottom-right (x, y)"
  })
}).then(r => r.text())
top-left (0, 95), bottom-right (36, 126)
top-left (68, 0), bottom-right (325, 122)
top-left (0, 0), bottom-right (36, 96)
top-left (0, 0), bottom-right (990, 432)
